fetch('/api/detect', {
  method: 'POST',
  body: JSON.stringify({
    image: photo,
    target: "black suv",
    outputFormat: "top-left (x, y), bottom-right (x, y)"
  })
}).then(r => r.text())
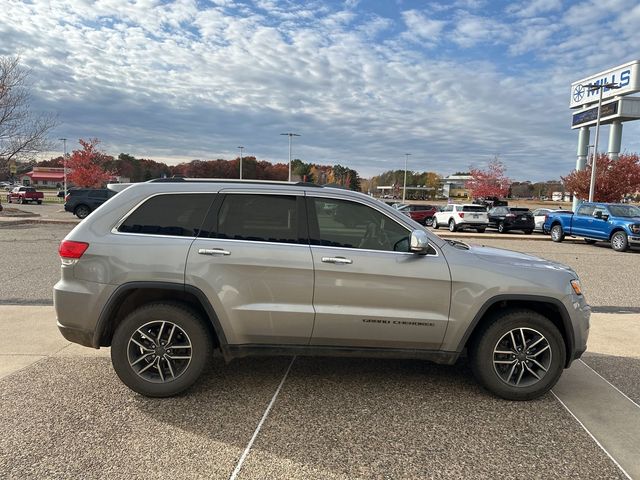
top-left (64, 188), bottom-right (116, 219)
top-left (488, 206), bottom-right (535, 234)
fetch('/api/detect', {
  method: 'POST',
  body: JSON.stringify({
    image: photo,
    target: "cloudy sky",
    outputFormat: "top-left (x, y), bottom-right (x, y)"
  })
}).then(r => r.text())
top-left (3, 0), bottom-right (640, 181)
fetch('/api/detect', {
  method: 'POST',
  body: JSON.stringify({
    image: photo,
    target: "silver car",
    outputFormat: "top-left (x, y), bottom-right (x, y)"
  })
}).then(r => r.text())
top-left (54, 179), bottom-right (589, 400)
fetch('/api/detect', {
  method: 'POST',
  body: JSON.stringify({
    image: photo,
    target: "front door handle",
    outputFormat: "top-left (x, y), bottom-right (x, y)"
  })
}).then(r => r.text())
top-left (321, 256), bottom-right (353, 265)
top-left (198, 248), bottom-right (231, 256)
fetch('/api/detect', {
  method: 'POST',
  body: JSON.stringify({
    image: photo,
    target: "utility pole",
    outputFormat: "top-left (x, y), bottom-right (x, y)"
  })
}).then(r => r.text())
top-left (585, 82), bottom-right (620, 202)
top-left (237, 146), bottom-right (244, 179)
top-left (59, 138), bottom-right (67, 195)
top-left (280, 133), bottom-right (300, 182)
top-left (403, 153), bottom-right (411, 203)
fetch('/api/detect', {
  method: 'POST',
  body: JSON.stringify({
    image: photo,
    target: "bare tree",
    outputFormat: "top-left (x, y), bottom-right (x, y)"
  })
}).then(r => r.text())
top-left (0, 56), bottom-right (58, 176)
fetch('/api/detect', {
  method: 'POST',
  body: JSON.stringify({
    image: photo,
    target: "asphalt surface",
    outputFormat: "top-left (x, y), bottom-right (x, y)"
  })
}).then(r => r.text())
top-left (0, 219), bottom-right (638, 479)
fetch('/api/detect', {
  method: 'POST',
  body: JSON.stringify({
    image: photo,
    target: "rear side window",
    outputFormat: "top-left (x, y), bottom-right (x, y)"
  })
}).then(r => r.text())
top-left (213, 194), bottom-right (302, 244)
top-left (510, 208), bottom-right (530, 213)
top-left (577, 205), bottom-right (595, 216)
top-left (462, 205), bottom-right (487, 212)
top-left (119, 194), bottom-right (213, 237)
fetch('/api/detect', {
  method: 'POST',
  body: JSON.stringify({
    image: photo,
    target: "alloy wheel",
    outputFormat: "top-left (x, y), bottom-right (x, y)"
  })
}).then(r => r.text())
top-left (127, 320), bottom-right (193, 383)
top-left (492, 327), bottom-right (552, 387)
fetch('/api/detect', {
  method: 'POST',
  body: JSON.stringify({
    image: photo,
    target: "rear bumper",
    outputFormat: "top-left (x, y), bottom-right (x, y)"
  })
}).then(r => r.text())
top-left (57, 323), bottom-right (95, 348)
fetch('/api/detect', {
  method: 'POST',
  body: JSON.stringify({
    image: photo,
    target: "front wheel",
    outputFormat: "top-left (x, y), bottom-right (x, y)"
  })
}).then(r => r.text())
top-left (432, 219), bottom-right (439, 229)
top-left (550, 224), bottom-right (564, 242)
top-left (18, 197), bottom-right (23, 204)
top-left (497, 221), bottom-right (506, 234)
top-left (424, 216), bottom-right (434, 227)
top-left (448, 219), bottom-right (457, 232)
top-left (469, 309), bottom-right (566, 400)
top-left (611, 231), bottom-right (629, 252)
top-left (111, 303), bottom-right (213, 397)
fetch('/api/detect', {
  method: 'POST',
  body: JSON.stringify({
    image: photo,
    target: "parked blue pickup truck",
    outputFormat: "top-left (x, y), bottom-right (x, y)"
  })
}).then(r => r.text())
top-left (545, 202), bottom-right (640, 252)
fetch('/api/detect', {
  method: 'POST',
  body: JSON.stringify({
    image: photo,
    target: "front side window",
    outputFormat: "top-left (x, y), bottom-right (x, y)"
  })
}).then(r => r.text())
top-left (119, 193), bottom-right (213, 237)
top-left (214, 194), bottom-right (302, 244)
top-left (312, 198), bottom-right (410, 252)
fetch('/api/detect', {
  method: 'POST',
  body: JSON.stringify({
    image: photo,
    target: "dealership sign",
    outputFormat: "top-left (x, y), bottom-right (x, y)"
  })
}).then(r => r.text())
top-left (570, 60), bottom-right (640, 109)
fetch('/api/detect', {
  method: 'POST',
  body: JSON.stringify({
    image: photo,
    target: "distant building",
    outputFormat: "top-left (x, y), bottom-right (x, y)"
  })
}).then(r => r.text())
top-left (20, 167), bottom-right (69, 188)
top-left (439, 174), bottom-right (472, 199)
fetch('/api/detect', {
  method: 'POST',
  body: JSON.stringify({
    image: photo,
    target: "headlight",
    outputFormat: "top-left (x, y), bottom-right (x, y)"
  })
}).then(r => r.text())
top-left (570, 279), bottom-right (583, 296)
top-left (630, 224), bottom-right (640, 234)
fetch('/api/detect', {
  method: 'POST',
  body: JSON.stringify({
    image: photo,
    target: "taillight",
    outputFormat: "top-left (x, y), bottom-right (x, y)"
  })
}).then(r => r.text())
top-left (458, 212), bottom-right (464, 218)
top-left (59, 240), bottom-right (89, 259)
top-left (64, 194), bottom-right (69, 202)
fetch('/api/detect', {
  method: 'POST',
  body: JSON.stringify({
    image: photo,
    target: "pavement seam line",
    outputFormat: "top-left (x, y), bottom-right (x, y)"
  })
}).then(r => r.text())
top-left (578, 359), bottom-right (640, 410)
top-left (229, 356), bottom-right (296, 480)
top-left (550, 391), bottom-right (632, 480)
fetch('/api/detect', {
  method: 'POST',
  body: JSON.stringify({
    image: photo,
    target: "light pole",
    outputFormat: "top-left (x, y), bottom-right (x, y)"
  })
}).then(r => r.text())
top-left (402, 153), bottom-right (411, 203)
top-left (280, 133), bottom-right (300, 182)
top-left (59, 138), bottom-right (67, 195)
top-left (237, 146), bottom-right (244, 179)
top-left (585, 82), bottom-right (621, 202)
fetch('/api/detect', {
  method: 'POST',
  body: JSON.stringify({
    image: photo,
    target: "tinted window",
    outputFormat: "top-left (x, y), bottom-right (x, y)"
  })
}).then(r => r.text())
top-left (312, 198), bottom-right (410, 252)
top-left (509, 208), bottom-right (530, 213)
top-left (119, 194), bottom-right (213, 237)
top-left (462, 205), bottom-right (487, 212)
top-left (215, 194), bottom-right (301, 244)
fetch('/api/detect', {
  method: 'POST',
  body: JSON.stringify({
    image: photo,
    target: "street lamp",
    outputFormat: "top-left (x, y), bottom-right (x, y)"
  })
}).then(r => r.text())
top-left (402, 153), bottom-right (411, 203)
top-left (584, 82), bottom-right (621, 202)
top-left (280, 133), bottom-right (300, 182)
top-left (59, 138), bottom-right (67, 195)
top-left (237, 146), bottom-right (244, 179)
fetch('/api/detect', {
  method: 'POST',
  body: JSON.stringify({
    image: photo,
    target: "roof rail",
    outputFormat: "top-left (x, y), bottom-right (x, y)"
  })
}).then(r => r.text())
top-left (146, 177), bottom-right (326, 187)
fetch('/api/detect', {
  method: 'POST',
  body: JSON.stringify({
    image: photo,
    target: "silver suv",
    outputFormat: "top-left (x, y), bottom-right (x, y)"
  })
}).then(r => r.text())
top-left (54, 179), bottom-right (590, 400)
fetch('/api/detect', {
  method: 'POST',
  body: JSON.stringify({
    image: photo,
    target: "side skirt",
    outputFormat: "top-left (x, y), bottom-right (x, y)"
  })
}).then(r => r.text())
top-left (222, 344), bottom-right (460, 365)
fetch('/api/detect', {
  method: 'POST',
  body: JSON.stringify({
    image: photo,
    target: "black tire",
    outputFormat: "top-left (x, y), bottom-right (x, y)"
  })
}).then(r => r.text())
top-left (448, 219), bottom-right (457, 232)
top-left (18, 197), bottom-right (23, 204)
top-left (584, 239), bottom-right (597, 245)
top-left (611, 231), bottom-right (629, 252)
top-left (424, 216), bottom-right (434, 227)
top-left (497, 221), bottom-right (506, 234)
top-left (524, 230), bottom-right (533, 235)
top-left (469, 309), bottom-right (566, 401)
top-left (550, 224), bottom-right (564, 242)
top-left (74, 204), bottom-right (91, 219)
top-left (432, 219), bottom-right (439, 229)
top-left (37, 200), bottom-right (42, 205)
top-left (111, 302), bottom-right (213, 397)
top-left (476, 227), bottom-right (486, 233)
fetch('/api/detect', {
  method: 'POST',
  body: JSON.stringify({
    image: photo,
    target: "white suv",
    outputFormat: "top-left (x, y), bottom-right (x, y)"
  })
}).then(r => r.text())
top-left (433, 204), bottom-right (489, 232)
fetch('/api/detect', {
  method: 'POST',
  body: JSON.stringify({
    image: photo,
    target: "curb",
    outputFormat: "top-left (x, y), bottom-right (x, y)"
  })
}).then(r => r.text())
top-left (0, 218), bottom-right (80, 227)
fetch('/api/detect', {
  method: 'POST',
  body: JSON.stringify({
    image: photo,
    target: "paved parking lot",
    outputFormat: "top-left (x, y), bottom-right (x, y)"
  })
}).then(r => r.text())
top-left (1, 221), bottom-right (639, 479)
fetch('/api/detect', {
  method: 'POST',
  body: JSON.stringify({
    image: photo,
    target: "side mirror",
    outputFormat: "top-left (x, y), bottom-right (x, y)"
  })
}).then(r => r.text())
top-left (593, 211), bottom-right (602, 219)
top-left (410, 229), bottom-right (430, 255)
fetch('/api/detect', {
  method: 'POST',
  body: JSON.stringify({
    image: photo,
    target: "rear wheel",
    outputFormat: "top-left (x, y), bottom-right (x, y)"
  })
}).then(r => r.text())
top-left (524, 230), bottom-right (533, 235)
top-left (111, 302), bottom-right (213, 397)
top-left (37, 200), bottom-right (42, 205)
top-left (424, 216), bottom-right (434, 227)
top-left (550, 224), bottom-right (564, 242)
top-left (18, 197), bottom-right (23, 204)
top-left (448, 219), bottom-right (457, 232)
top-left (611, 231), bottom-right (629, 252)
top-left (469, 309), bottom-right (565, 400)
top-left (497, 222), bottom-right (506, 233)
top-left (74, 204), bottom-right (91, 219)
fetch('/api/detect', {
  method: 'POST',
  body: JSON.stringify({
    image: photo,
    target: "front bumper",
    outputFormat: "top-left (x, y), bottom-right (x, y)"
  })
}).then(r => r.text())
top-left (628, 235), bottom-right (640, 245)
top-left (563, 292), bottom-right (590, 365)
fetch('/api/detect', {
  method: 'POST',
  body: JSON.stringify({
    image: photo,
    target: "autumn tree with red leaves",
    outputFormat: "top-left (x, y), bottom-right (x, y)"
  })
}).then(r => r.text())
top-left (67, 138), bottom-right (114, 188)
top-left (466, 158), bottom-right (511, 199)
top-left (562, 153), bottom-right (640, 203)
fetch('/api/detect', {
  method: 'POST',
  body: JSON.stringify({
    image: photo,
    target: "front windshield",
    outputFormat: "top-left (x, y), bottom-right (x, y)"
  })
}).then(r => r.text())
top-left (608, 205), bottom-right (640, 217)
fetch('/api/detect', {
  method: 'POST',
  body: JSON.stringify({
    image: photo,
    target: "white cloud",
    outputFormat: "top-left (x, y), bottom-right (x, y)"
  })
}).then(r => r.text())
top-left (2, 0), bottom-right (640, 180)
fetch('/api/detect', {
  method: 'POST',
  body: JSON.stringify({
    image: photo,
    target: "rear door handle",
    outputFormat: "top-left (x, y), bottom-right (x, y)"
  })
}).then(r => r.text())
top-left (321, 256), bottom-right (352, 265)
top-left (198, 248), bottom-right (231, 256)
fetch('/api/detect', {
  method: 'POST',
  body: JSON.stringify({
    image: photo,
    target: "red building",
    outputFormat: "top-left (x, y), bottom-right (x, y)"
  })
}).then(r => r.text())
top-left (20, 167), bottom-right (70, 188)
